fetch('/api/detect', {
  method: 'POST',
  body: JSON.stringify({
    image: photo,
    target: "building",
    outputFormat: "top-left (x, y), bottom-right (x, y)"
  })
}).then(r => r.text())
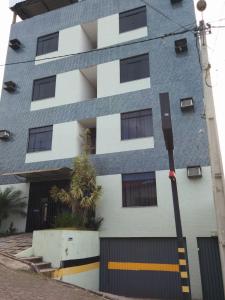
top-left (0, 0), bottom-right (224, 299)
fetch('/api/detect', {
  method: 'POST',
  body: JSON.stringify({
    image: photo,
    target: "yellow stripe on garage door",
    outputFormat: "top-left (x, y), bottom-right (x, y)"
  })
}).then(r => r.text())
top-left (108, 262), bottom-right (179, 272)
top-left (52, 262), bottom-right (100, 278)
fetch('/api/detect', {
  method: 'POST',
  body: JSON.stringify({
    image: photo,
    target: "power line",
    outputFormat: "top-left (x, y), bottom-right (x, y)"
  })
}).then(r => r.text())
top-left (140, 0), bottom-right (196, 33)
top-left (211, 25), bottom-right (225, 28)
top-left (0, 28), bottom-right (195, 68)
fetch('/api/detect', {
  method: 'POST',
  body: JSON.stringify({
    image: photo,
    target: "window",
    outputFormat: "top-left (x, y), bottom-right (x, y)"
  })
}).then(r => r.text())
top-left (122, 172), bottom-right (157, 207)
top-left (27, 126), bottom-right (53, 153)
top-left (121, 109), bottom-right (153, 140)
top-left (119, 6), bottom-right (147, 33)
top-left (36, 32), bottom-right (59, 56)
top-left (120, 54), bottom-right (150, 83)
top-left (32, 76), bottom-right (56, 101)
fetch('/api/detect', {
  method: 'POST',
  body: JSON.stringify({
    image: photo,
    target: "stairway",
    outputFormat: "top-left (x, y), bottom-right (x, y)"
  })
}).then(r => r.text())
top-left (21, 256), bottom-right (56, 277)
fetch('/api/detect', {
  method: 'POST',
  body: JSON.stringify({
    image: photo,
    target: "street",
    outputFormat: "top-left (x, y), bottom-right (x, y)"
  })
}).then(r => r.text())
top-left (0, 264), bottom-right (106, 300)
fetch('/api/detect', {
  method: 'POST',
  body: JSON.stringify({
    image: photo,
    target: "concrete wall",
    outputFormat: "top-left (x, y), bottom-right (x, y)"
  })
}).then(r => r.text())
top-left (97, 59), bottom-right (150, 98)
top-left (0, 183), bottom-right (30, 233)
top-left (35, 25), bottom-right (93, 65)
top-left (32, 230), bottom-right (99, 290)
top-left (31, 70), bottom-right (96, 111)
top-left (96, 113), bottom-right (154, 154)
top-left (25, 121), bottom-right (82, 163)
top-left (96, 166), bottom-right (217, 299)
top-left (98, 13), bottom-right (148, 48)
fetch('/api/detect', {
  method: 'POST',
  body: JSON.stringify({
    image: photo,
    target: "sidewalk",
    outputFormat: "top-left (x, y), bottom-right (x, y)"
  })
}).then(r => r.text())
top-left (0, 253), bottom-right (170, 300)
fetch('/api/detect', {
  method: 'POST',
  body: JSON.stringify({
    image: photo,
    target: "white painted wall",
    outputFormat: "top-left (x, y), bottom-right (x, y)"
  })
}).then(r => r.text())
top-left (32, 230), bottom-right (99, 268)
top-left (96, 113), bottom-right (154, 154)
top-left (32, 230), bottom-right (99, 290)
top-left (31, 70), bottom-right (96, 111)
top-left (96, 167), bottom-right (217, 299)
top-left (97, 60), bottom-right (150, 98)
top-left (35, 25), bottom-right (93, 65)
top-left (96, 167), bottom-right (216, 237)
top-left (25, 121), bottom-right (83, 163)
top-left (63, 269), bottom-right (99, 291)
top-left (0, 183), bottom-right (30, 233)
top-left (98, 14), bottom-right (148, 48)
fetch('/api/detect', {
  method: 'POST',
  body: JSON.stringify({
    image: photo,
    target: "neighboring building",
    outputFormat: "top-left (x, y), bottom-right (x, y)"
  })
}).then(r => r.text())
top-left (0, 0), bottom-right (224, 299)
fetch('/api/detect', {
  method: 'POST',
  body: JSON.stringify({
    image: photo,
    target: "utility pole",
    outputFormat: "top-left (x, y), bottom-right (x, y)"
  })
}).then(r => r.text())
top-left (197, 0), bottom-right (225, 294)
top-left (160, 93), bottom-right (192, 300)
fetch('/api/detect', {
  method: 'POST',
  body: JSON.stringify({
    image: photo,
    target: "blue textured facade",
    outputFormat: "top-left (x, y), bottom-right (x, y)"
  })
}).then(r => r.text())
top-left (0, 0), bottom-right (209, 183)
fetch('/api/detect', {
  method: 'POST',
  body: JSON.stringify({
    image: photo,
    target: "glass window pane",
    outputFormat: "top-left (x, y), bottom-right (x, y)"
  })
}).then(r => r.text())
top-left (119, 6), bottom-right (147, 33)
top-left (122, 172), bottom-right (157, 207)
top-left (120, 54), bottom-right (150, 83)
top-left (121, 109), bottom-right (153, 139)
top-left (32, 76), bottom-right (56, 101)
top-left (28, 126), bottom-right (53, 152)
top-left (36, 32), bottom-right (59, 56)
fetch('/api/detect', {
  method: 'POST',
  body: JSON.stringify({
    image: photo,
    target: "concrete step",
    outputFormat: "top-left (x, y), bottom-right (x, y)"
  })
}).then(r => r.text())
top-left (22, 256), bottom-right (43, 263)
top-left (39, 268), bottom-right (57, 277)
top-left (34, 262), bottom-right (51, 270)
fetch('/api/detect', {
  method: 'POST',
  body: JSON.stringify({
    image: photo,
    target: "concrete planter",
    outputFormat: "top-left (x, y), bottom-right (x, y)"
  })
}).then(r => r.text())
top-left (20, 229), bottom-right (100, 291)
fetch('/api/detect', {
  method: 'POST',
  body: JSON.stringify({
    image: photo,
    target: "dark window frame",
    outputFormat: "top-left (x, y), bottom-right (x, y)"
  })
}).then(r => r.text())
top-left (122, 172), bottom-right (157, 207)
top-left (32, 75), bottom-right (56, 101)
top-left (36, 32), bottom-right (59, 56)
top-left (120, 54), bottom-right (150, 83)
top-left (119, 6), bottom-right (147, 33)
top-left (121, 109), bottom-right (153, 140)
top-left (27, 125), bottom-right (53, 153)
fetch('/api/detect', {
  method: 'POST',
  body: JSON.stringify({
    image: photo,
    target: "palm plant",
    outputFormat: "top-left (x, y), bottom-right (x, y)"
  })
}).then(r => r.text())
top-left (0, 187), bottom-right (27, 227)
top-left (50, 129), bottom-right (103, 229)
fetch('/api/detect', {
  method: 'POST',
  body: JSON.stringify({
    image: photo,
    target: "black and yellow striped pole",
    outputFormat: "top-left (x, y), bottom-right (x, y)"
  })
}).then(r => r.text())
top-left (160, 93), bottom-right (192, 299)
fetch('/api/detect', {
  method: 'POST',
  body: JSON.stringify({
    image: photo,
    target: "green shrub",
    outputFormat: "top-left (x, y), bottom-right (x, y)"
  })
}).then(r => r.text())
top-left (55, 212), bottom-right (103, 230)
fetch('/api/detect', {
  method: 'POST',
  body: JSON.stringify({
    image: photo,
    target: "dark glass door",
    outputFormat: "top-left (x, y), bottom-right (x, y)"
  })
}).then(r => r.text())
top-left (26, 180), bottom-right (69, 232)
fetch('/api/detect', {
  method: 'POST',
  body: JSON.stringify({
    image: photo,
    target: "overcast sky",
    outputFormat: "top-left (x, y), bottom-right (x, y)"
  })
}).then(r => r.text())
top-left (0, 0), bottom-right (224, 165)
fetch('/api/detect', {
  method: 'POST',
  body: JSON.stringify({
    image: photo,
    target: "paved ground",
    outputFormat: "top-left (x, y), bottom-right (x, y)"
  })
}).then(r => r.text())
top-left (0, 264), bottom-right (110, 300)
top-left (0, 234), bottom-right (32, 256)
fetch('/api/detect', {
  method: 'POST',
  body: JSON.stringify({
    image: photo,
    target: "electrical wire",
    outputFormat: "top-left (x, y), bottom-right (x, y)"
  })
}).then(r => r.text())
top-left (0, 27), bottom-right (195, 68)
top-left (195, 35), bottom-right (202, 71)
top-left (211, 25), bottom-right (225, 28)
top-left (140, 0), bottom-right (196, 33)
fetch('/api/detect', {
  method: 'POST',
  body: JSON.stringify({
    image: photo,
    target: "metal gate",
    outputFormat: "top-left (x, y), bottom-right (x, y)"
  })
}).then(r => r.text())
top-left (100, 238), bottom-right (183, 299)
top-left (197, 237), bottom-right (225, 300)
top-left (26, 180), bottom-right (69, 232)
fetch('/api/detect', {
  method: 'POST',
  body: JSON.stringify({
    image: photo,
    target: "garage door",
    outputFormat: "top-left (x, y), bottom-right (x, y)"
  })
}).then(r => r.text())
top-left (100, 238), bottom-right (183, 299)
top-left (198, 238), bottom-right (225, 300)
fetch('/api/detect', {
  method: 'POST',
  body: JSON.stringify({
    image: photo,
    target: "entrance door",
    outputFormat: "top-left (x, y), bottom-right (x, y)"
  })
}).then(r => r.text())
top-left (197, 237), bottom-right (225, 300)
top-left (26, 180), bottom-right (69, 232)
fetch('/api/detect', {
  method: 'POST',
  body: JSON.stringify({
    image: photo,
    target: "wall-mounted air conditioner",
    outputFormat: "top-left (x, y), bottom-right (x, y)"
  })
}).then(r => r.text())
top-left (0, 130), bottom-right (11, 140)
top-left (187, 166), bottom-right (202, 178)
top-left (3, 81), bottom-right (17, 93)
top-left (175, 38), bottom-right (188, 54)
top-left (9, 39), bottom-right (21, 50)
top-left (180, 97), bottom-right (194, 111)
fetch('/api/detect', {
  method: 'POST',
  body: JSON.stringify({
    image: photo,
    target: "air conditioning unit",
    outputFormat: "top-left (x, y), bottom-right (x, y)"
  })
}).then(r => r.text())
top-left (0, 130), bottom-right (11, 140)
top-left (3, 81), bottom-right (17, 93)
top-left (9, 39), bottom-right (21, 50)
top-left (180, 97), bottom-right (194, 111)
top-left (175, 38), bottom-right (188, 54)
top-left (171, 0), bottom-right (182, 4)
top-left (187, 166), bottom-right (202, 178)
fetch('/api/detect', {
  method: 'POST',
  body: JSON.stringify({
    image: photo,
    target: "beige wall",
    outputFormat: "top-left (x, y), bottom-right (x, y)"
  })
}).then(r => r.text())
top-left (98, 13), bottom-right (148, 48)
top-left (97, 60), bottom-right (150, 98)
top-left (25, 121), bottom-right (83, 163)
top-left (96, 113), bottom-right (154, 154)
